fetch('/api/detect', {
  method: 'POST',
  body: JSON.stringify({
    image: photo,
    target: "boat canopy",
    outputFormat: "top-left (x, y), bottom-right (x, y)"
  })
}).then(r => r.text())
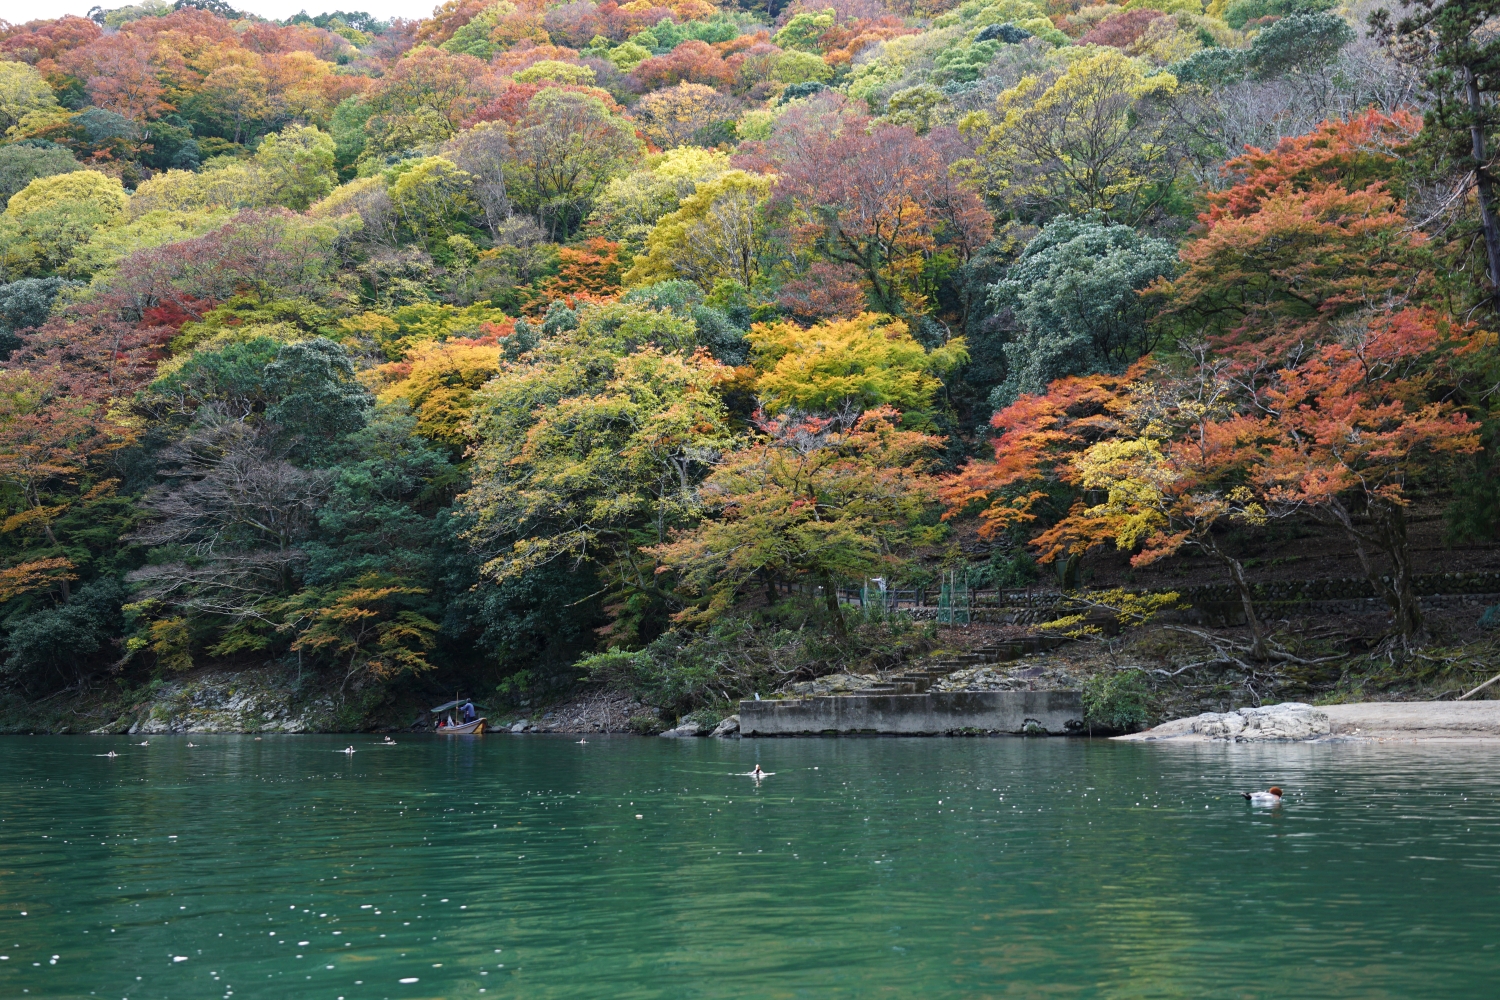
top-left (430, 699), bottom-right (486, 713)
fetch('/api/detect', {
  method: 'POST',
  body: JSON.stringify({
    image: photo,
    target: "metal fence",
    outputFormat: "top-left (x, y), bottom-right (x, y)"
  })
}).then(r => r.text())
top-left (776, 578), bottom-right (1068, 628)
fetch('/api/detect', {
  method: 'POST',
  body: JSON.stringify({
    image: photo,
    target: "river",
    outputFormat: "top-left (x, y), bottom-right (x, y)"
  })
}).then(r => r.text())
top-left (2, 734), bottom-right (1497, 998)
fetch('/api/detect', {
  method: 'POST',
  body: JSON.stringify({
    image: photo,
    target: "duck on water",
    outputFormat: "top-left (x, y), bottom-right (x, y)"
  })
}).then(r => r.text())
top-left (1243, 786), bottom-right (1283, 806)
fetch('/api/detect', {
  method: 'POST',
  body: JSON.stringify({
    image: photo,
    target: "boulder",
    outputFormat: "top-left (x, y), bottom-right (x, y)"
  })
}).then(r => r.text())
top-left (510, 720), bottom-right (530, 733)
top-left (1198, 703), bottom-right (1331, 742)
top-left (661, 719), bottom-right (708, 738)
top-left (1122, 702), bottom-right (1332, 742)
top-left (710, 715), bottom-right (740, 738)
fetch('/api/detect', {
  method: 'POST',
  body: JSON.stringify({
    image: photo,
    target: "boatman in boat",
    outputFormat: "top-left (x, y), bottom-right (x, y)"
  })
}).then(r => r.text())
top-left (462, 701), bottom-right (476, 723)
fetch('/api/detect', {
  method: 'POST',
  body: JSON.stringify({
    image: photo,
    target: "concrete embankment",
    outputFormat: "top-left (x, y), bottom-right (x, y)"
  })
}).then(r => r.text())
top-left (1117, 701), bottom-right (1500, 743)
top-left (739, 690), bottom-right (1083, 736)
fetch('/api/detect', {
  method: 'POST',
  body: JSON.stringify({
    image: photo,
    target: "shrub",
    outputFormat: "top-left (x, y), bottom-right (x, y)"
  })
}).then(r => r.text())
top-left (1082, 670), bottom-right (1152, 733)
top-left (2, 578), bottom-right (125, 691)
top-left (627, 713), bottom-right (665, 734)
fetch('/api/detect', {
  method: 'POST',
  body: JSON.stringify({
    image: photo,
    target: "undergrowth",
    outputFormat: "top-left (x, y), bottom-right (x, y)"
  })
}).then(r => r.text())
top-left (577, 598), bottom-right (937, 718)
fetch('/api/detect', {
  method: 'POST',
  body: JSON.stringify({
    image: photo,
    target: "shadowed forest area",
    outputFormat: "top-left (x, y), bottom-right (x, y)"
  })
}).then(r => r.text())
top-left (0, 0), bottom-right (1497, 732)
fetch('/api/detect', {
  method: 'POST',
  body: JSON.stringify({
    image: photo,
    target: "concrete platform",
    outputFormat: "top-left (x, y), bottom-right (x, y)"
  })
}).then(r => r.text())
top-left (738, 690), bottom-right (1084, 736)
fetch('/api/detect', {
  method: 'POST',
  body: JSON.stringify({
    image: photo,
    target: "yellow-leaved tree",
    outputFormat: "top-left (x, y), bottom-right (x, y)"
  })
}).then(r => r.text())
top-left (623, 169), bottom-right (774, 291)
top-left (373, 339), bottom-right (502, 451)
top-left (587, 146), bottom-right (732, 254)
top-left (0, 60), bottom-right (59, 135)
top-left (652, 406), bottom-right (947, 630)
top-left (0, 170), bottom-right (128, 278)
top-left (959, 49), bottom-right (1193, 226)
top-left (747, 312), bottom-right (967, 424)
top-left (630, 82), bottom-right (739, 150)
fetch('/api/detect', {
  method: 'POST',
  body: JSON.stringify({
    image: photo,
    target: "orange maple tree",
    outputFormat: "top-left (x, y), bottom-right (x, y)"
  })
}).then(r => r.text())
top-left (1252, 307), bottom-right (1483, 639)
top-left (1157, 111), bottom-right (1433, 368)
top-left (653, 405), bottom-right (945, 630)
top-left (940, 365), bottom-right (1144, 563)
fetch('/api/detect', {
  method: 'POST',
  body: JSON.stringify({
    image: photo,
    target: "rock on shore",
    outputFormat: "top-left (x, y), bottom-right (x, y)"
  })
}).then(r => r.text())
top-left (90, 668), bottom-right (336, 734)
top-left (1118, 700), bottom-right (1500, 742)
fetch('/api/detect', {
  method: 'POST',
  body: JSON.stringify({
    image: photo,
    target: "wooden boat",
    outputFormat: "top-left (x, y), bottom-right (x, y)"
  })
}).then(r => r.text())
top-left (430, 698), bottom-right (487, 735)
top-left (438, 717), bottom-right (487, 735)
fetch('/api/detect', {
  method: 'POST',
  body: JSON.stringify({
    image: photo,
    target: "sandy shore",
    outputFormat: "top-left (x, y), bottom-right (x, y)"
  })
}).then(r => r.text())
top-left (1116, 701), bottom-right (1500, 743)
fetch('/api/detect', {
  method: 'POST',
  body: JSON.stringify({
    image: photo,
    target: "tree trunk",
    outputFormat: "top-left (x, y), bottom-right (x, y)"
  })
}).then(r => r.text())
top-left (1329, 499), bottom-right (1425, 641)
top-left (1056, 551), bottom-right (1081, 591)
top-left (41, 521), bottom-right (70, 602)
top-left (1202, 538), bottom-right (1267, 660)
top-left (1465, 64), bottom-right (1500, 314)
top-left (1377, 501), bottom-right (1425, 640)
top-left (821, 573), bottom-right (846, 638)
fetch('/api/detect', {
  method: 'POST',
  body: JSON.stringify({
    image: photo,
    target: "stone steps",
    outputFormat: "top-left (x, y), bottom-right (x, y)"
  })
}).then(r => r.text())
top-left (881, 637), bottom-right (1070, 694)
top-left (802, 638), bottom-right (1069, 699)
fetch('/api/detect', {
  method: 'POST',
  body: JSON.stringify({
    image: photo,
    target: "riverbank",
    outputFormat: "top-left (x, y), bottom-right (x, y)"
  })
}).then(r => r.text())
top-left (0, 664), bottom-right (666, 736)
top-left (3, 606), bottom-right (1496, 736)
top-left (1117, 701), bottom-right (1500, 743)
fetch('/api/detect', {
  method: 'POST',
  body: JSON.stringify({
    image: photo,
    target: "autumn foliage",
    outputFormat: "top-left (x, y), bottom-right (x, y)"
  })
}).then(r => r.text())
top-left (1, 0), bottom-right (1497, 709)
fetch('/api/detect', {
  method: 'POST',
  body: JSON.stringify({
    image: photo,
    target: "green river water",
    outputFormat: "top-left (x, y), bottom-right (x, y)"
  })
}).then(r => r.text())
top-left (2, 734), bottom-right (1498, 999)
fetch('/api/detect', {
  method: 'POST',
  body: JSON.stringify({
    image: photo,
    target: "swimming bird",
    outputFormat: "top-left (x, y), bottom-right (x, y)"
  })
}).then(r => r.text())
top-left (342, 746), bottom-right (356, 754)
top-left (1242, 786), bottom-right (1283, 806)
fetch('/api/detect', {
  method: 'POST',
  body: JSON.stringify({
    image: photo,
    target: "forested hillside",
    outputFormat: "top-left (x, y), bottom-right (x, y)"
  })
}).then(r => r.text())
top-left (0, 0), bottom-right (1496, 726)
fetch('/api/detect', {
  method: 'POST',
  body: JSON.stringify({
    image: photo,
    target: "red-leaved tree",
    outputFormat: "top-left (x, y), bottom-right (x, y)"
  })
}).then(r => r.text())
top-left (1252, 307), bottom-right (1482, 639)
top-left (740, 94), bottom-right (991, 315)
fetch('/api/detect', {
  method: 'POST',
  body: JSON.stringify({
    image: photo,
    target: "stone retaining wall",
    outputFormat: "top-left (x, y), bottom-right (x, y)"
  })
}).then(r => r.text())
top-left (739, 690), bottom-right (1083, 736)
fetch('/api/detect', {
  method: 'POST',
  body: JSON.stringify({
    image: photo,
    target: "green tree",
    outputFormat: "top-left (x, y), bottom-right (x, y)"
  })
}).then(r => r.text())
top-left (587, 147), bottom-right (732, 254)
top-left (0, 170), bottom-right (127, 279)
top-left (624, 170), bottom-right (774, 292)
top-left (771, 51), bottom-right (834, 85)
top-left (439, 1), bottom-right (518, 60)
top-left (253, 125), bottom-right (338, 211)
top-left (460, 306), bottom-right (733, 635)
top-left (388, 156), bottom-right (478, 245)
top-left (773, 8), bottom-right (836, 51)
top-left (0, 145), bottom-right (81, 212)
top-left (990, 214), bottom-right (1177, 407)
top-left (507, 89), bottom-right (643, 240)
top-left (960, 49), bottom-right (1196, 226)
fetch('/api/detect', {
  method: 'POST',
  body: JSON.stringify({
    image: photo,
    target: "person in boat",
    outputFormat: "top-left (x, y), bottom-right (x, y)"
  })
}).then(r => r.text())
top-left (462, 701), bottom-right (476, 723)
